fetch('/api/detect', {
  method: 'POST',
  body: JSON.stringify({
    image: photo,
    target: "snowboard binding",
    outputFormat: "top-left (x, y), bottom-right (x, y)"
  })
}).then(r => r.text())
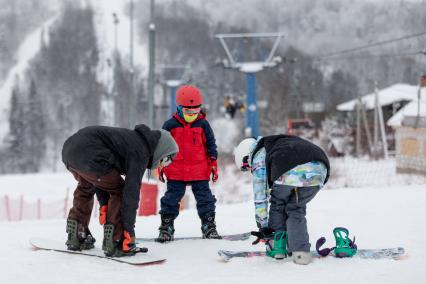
top-left (316, 227), bottom-right (357, 258)
top-left (66, 219), bottom-right (95, 251)
top-left (266, 231), bottom-right (289, 259)
top-left (155, 215), bottom-right (175, 243)
top-left (201, 215), bottom-right (222, 239)
top-left (102, 224), bottom-right (148, 257)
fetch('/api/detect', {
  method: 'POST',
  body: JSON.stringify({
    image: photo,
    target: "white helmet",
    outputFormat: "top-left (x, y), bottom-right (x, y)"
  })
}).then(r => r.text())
top-left (234, 138), bottom-right (256, 171)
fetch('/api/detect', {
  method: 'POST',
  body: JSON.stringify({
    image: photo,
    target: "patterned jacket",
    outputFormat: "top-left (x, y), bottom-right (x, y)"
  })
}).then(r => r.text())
top-left (249, 137), bottom-right (328, 228)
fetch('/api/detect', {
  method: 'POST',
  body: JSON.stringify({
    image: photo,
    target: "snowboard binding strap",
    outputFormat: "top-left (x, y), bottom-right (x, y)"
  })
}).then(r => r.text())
top-left (316, 227), bottom-right (357, 258)
top-left (103, 224), bottom-right (148, 257)
top-left (266, 231), bottom-right (289, 259)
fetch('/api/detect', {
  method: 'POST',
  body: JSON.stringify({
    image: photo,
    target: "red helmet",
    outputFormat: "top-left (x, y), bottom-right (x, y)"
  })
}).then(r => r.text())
top-left (176, 85), bottom-right (203, 107)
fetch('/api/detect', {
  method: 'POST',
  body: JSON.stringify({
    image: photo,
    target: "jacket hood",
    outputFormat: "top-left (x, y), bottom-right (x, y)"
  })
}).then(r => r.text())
top-left (151, 129), bottom-right (179, 170)
top-left (134, 124), bottom-right (161, 154)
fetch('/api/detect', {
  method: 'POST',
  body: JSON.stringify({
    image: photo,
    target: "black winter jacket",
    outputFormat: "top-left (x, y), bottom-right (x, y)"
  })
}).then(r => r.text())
top-left (251, 135), bottom-right (330, 188)
top-left (62, 124), bottom-right (160, 235)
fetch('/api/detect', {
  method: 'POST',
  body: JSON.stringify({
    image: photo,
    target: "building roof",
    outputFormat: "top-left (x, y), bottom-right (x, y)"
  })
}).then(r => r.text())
top-left (387, 98), bottom-right (426, 127)
top-left (337, 84), bottom-right (422, 111)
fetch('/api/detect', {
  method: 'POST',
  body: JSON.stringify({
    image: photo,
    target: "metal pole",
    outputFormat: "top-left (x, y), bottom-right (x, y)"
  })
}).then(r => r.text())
top-left (147, 0), bottom-right (156, 128)
top-left (37, 198), bottom-right (41, 220)
top-left (113, 13), bottom-right (119, 54)
top-left (373, 82), bottom-right (379, 159)
top-left (377, 90), bottom-right (388, 159)
top-left (360, 101), bottom-right (373, 155)
top-left (356, 99), bottom-right (361, 157)
top-left (5, 195), bottom-right (11, 221)
top-left (415, 78), bottom-right (421, 128)
top-left (162, 84), bottom-right (168, 121)
top-left (19, 195), bottom-right (23, 221)
top-left (170, 86), bottom-right (177, 116)
top-left (111, 13), bottom-right (119, 127)
top-left (129, 0), bottom-right (135, 128)
top-left (245, 72), bottom-right (260, 138)
top-left (150, 0), bottom-right (155, 22)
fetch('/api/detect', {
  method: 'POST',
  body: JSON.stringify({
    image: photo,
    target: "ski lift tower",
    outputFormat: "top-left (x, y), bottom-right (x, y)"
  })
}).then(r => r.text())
top-left (160, 65), bottom-right (189, 115)
top-left (216, 32), bottom-right (284, 137)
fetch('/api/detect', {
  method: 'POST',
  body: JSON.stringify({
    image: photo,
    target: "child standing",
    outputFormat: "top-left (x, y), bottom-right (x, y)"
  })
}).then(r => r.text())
top-left (234, 135), bottom-right (330, 264)
top-left (156, 85), bottom-right (221, 242)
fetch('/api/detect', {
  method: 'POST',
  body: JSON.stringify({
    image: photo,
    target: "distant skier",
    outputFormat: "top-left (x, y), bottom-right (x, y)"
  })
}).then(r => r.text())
top-left (234, 135), bottom-right (330, 264)
top-left (62, 124), bottom-right (178, 257)
top-left (224, 96), bottom-right (237, 119)
top-left (156, 85), bottom-right (221, 242)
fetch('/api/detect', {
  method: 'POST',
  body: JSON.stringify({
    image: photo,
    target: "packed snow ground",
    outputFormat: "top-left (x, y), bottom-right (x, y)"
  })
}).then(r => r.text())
top-left (0, 175), bottom-right (425, 283)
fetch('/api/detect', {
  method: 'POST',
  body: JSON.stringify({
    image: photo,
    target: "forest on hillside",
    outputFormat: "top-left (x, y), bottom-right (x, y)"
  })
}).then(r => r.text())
top-left (0, 0), bottom-right (425, 173)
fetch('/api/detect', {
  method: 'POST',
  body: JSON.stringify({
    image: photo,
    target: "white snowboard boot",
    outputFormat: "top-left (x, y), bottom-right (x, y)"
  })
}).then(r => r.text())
top-left (292, 251), bottom-right (312, 265)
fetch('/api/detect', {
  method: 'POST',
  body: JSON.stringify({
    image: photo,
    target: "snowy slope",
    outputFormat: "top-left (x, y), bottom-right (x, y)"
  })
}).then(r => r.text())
top-left (91, 0), bottom-right (149, 85)
top-left (0, 17), bottom-right (58, 142)
top-left (0, 0), bottom-right (149, 143)
top-left (0, 179), bottom-right (425, 283)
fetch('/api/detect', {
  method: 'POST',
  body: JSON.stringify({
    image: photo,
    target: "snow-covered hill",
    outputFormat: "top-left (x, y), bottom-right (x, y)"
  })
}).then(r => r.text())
top-left (91, 0), bottom-right (149, 85)
top-left (0, 17), bottom-right (57, 141)
top-left (0, 174), bottom-right (425, 283)
top-left (0, 0), bottom-right (148, 145)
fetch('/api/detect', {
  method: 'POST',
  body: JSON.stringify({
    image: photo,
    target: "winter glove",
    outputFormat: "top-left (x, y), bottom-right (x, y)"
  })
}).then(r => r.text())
top-left (99, 205), bottom-right (108, 225)
top-left (157, 167), bottom-right (166, 183)
top-left (251, 227), bottom-right (274, 245)
top-left (209, 157), bottom-right (219, 182)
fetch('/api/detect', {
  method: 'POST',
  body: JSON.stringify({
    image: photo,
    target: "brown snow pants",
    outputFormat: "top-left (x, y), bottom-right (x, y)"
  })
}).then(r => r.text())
top-left (67, 168), bottom-right (125, 241)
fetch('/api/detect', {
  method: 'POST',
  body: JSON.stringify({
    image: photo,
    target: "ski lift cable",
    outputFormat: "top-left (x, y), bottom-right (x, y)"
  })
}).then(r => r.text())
top-left (316, 30), bottom-right (426, 59)
top-left (316, 50), bottom-right (425, 61)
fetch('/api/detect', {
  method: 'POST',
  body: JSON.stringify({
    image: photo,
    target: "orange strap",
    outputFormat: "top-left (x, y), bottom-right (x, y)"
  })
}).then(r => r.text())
top-left (122, 230), bottom-right (133, 251)
top-left (99, 205), bottom-right (108, 225)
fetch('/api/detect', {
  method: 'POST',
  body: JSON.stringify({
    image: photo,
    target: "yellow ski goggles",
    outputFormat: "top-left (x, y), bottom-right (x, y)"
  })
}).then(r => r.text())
top-left (182, 107), bottom-right (201, 115)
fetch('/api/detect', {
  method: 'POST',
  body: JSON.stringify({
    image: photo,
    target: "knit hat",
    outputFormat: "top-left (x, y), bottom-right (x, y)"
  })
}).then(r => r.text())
top-left (150, 129), bottom-right (179, 169)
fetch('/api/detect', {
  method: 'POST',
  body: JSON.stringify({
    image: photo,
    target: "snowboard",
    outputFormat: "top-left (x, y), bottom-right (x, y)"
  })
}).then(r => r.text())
top-left (218, 247), bottom-right (406, 262)
top-left (30, 237), bottom-right (166, 266)
top-left (137, 232), bottom-right (251, 242)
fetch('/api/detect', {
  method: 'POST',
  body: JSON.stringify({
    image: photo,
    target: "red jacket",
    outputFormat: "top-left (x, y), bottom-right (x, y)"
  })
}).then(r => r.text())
top-left (162, 112), bottom-right (218, 181)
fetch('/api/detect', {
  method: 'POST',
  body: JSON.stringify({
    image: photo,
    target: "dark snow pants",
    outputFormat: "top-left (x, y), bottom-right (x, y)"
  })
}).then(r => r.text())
top-left (159, 180), bottom-right (216, 219)
top-left (268, 184), bottom-right (320, 252)
top-left (67, 168), bottom-right (124, 241)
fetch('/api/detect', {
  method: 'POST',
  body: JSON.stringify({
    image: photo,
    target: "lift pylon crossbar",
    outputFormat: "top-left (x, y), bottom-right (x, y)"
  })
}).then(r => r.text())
top-left (215, 33), bottom-right (284, 69)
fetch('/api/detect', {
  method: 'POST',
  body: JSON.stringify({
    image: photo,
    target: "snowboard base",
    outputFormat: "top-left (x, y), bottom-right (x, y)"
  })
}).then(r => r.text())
top-left (218, 247), bottom-right (406, 262)
top-left (30, 237), bottom-right (166, 265)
